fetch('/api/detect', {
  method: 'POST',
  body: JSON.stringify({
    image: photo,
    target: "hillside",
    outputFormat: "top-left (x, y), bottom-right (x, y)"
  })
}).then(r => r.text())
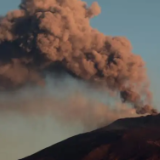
top-left (19, 114), bottom-right (160, 160)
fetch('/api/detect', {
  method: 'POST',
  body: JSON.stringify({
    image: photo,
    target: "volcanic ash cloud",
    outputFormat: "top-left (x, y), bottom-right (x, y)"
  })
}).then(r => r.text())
top-left (0, 0), bottom-right (157, 114)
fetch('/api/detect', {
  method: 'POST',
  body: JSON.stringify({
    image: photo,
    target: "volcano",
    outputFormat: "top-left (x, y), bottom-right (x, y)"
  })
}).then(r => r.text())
top-left (19, 114), bottom-right (160, 160)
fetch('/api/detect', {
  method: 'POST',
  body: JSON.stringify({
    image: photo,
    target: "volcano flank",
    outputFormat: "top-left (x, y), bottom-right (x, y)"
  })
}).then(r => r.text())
top-left (19, 114), bottom-right (160, 160)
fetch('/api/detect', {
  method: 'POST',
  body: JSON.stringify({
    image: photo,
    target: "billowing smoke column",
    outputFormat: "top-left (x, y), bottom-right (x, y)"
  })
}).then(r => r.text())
top-left (0, 0), bottom-right (157, 114)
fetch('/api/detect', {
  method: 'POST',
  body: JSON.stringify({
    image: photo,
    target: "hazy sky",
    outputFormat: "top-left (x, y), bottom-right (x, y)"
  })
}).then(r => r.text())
top-left (0, 0), bottom-right (160, 160)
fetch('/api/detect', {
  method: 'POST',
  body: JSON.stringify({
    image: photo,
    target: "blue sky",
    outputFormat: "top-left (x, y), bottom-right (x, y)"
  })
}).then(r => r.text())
top-left (0, 0), bottom-right (160, 160)
top-left (89, 0), bottom-right (160, 106)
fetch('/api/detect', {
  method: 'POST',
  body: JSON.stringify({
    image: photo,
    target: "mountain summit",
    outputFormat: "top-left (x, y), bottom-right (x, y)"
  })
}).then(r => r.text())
top-left (19, 114), bottom-right (160, 160)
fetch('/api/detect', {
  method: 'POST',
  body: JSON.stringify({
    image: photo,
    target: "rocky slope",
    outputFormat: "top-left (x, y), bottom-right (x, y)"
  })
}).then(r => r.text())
top-left (19, 114), bottom-right (160, 160)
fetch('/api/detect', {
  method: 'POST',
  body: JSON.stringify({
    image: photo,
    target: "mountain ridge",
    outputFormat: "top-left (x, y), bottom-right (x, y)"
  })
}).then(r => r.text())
top-left (19, 114), bottom-right (160, 160)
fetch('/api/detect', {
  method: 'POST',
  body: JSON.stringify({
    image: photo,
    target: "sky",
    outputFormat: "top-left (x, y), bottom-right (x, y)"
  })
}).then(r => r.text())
top-left (0, 0), bottom-right (160, 160)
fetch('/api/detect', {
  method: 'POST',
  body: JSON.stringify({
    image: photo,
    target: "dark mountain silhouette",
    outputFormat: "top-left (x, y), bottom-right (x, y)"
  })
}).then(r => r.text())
top-left (19, 114), bottom-right (160, 160)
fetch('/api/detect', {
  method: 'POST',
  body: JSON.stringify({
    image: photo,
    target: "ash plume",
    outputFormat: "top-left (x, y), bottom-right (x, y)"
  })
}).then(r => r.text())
top-left (0, 76), bottom-right (138, 130)
top-left (0, 0), bottom-right (157, 114)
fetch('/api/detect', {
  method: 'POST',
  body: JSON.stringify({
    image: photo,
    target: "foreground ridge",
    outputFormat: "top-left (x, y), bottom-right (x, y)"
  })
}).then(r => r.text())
top-left (20, 114), bottom-right (160, 160)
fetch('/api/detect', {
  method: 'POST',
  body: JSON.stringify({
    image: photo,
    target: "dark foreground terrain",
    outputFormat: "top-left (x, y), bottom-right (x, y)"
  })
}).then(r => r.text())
top-left (20, 114), bottom-right (160, 160)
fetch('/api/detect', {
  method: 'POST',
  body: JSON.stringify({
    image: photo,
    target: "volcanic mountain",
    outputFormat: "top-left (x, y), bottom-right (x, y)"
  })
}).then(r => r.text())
top-left (19, 114), bottom-right (160, 160)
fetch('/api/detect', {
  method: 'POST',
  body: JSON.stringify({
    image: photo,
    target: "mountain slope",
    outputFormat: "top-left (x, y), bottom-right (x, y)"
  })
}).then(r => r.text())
top-left (19, 114), bottom-right (160, 160)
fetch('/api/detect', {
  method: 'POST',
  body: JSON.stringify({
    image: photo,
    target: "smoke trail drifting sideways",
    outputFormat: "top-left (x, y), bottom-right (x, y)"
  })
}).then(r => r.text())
top-left (0, 0), bottom-right (157, 114)
top-left (0, 76), bottom-right (138, 130)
